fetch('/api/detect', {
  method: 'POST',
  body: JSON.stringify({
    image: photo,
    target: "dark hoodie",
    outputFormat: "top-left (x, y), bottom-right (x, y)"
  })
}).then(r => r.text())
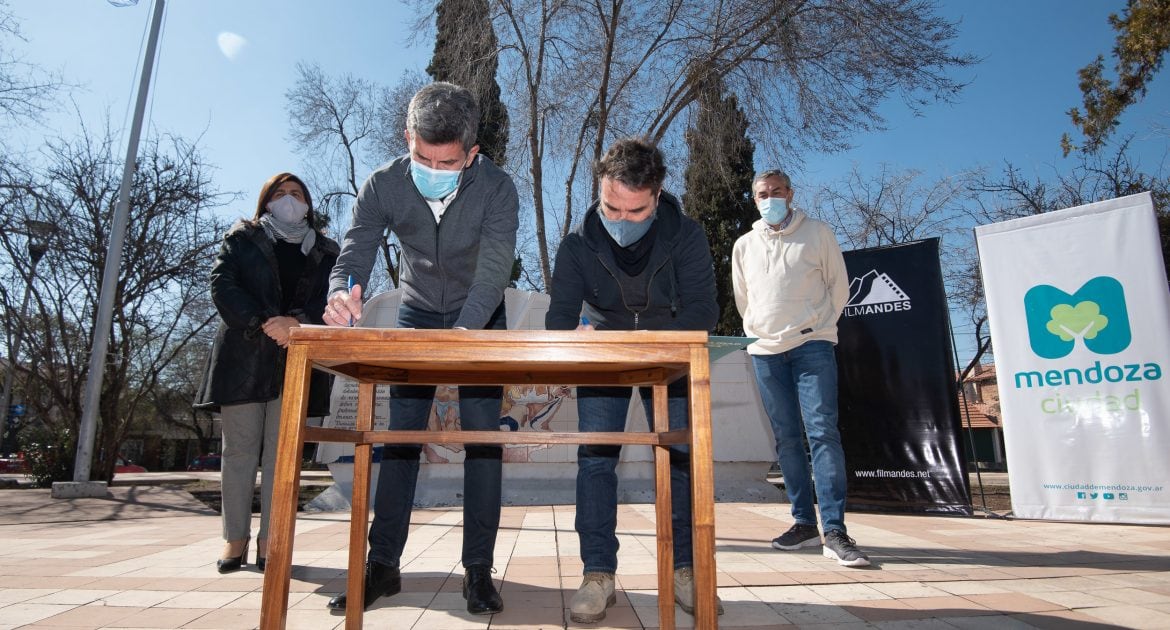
top-left (545, 191), bottom-right (718, 333)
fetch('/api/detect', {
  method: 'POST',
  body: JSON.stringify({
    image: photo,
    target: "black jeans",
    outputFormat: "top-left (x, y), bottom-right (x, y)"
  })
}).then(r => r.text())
top-left (368, 302), bottom-right (506, 569)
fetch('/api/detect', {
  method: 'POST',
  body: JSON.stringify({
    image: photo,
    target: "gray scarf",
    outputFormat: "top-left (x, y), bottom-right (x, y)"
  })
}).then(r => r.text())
top-left (258, 213), bottom-right (316, 255)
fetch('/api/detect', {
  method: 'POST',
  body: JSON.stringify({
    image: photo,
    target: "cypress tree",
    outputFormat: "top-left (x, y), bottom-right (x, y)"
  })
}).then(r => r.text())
top-left (683, 79), bottom-right (757, 336)
top-left (427, 0), bottom-right (509, 165)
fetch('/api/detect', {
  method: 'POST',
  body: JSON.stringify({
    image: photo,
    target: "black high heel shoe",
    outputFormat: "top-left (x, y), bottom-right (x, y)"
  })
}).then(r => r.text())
top-left (217, 538), bottom-right (250, 574)
top-left (255, 539), bottom-right (266, 573)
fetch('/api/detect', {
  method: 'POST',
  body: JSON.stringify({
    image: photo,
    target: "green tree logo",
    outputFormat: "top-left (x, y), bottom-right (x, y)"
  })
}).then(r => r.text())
top-left (1024, 277), bottom-right (1130, 359)
top-left (1045, 301), bottom-right (1109, 342)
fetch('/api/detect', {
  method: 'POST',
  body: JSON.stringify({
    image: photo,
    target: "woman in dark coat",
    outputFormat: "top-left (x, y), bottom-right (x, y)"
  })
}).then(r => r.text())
top-left (195, 172), bottom-right (338, 573)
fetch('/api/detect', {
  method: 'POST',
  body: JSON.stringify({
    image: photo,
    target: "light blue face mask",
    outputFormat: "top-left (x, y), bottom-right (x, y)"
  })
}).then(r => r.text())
top-left (410, 159), bottom-right (463, 200)
top-left (599, 212), bottom-right (656, 248)
top-left (758, 197), bottom-right (790, 225)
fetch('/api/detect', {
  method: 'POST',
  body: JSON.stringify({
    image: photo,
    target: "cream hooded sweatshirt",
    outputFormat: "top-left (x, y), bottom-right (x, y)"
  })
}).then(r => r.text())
top-left (732, 210), bottom-right (848, 355)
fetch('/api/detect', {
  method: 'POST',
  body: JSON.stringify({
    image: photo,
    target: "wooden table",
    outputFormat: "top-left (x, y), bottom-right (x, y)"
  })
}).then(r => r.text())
top-left (259, 327), bottom-right (719, 629)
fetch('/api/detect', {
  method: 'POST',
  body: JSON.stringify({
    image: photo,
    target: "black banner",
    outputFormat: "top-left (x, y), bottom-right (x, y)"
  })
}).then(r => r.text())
top-left (837, 239), bottom-right (972, 515)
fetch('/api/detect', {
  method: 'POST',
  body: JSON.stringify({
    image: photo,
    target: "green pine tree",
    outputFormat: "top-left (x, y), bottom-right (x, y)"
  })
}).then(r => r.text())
top-left (426, 0), bottom-right (510, 166)
top-left (683, 80), bottom-right (757, 336)
top-left (1063, 0), bottom-right (1170, 156)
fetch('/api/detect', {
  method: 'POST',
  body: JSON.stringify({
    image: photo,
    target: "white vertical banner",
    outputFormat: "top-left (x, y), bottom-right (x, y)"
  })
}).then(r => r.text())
top-left (976, 192), bottom-right (1170, 523)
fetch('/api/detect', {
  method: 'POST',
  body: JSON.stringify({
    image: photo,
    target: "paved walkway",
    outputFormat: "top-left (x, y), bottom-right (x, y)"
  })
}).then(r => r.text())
top-left (1, 485), bottom-right (1168, 629)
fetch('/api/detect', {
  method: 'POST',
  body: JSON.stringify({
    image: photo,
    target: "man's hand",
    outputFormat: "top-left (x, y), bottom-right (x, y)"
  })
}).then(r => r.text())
top-left (324, 284), bottom-right (363, 326)
top-left (262, 316), bottom-right (300, 348)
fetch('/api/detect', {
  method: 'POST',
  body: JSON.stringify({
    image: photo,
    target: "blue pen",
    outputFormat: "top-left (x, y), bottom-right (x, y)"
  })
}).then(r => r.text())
top-left (347, 275), bottom-right (355, 327)
top-left (580, 316), bottom-right (590, 327)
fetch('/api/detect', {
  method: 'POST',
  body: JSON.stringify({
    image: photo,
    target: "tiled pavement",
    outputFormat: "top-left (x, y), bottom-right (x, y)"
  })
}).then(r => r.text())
top-left (1, 486), bottom-right (1169, 629)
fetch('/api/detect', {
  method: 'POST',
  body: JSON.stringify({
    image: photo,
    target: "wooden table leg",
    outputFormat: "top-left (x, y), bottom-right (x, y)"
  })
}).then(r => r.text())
top-left (688, 347), bottom-right (718, 629)
top-left (345, 382), bottom-right (376, 629)
top-left (260, 344), bottom-right (313, 629)
top-left (652, 384), bottom-right (675, 629)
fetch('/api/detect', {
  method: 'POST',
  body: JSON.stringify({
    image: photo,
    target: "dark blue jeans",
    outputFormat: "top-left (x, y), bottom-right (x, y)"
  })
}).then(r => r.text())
top-left (575, 386), bottom-right (692, 574)
top-left (368, 302), bottom-right (506, 569)
top-left (751, 340), bottom-right (847, 533)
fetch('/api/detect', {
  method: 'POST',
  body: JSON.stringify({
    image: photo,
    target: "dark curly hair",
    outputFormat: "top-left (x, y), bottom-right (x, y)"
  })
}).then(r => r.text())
top-left (594, 137), bottom-right (667, 192)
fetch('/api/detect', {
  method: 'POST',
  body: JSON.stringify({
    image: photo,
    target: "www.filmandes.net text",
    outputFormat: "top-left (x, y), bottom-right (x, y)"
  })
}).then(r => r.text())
top-left (854, 469), bottom-right (932, 478)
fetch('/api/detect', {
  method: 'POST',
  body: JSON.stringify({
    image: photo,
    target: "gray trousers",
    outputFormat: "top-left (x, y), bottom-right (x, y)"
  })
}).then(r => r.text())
top-left (219, 398), bottom-right (281, 542)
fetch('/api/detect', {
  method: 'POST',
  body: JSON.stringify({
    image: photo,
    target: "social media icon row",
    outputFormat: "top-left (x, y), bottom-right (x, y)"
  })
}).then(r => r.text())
top-left (1075, 491), bottom-right (1128, 500)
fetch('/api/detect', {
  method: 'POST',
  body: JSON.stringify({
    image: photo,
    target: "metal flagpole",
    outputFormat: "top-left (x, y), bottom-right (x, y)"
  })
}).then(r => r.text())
top-left (61, 0), bottom-right (166, 492)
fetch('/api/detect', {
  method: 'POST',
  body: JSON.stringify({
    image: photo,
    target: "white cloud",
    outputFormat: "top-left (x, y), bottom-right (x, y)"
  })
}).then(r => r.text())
top-left (217, 32), bottom-right (247, 60)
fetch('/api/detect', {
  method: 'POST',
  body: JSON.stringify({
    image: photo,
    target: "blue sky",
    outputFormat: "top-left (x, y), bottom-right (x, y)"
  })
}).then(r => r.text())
top-left (10, 1), bottom-right (1168, 205)
top-left (10, 1), bottom-right (433, 208)
top-left (7, 1), bottom-right (1169, 363)
top-left (800, 2), bottom-right (1169, 185)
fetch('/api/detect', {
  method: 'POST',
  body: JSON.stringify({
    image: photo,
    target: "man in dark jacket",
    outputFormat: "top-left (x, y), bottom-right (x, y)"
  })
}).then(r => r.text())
top-left (322, 82), bottom-right (519, 615)
top-left (545, 138), bottom-right (721, 623)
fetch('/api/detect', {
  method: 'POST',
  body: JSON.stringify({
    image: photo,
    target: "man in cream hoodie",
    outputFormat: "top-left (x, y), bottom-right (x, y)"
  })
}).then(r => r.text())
top-left (732, 169), bottom-right (870, 568)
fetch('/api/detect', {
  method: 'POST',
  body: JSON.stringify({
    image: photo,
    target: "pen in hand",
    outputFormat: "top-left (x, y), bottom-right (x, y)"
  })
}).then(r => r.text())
top-left (347, 275), bottom-right (355, 327)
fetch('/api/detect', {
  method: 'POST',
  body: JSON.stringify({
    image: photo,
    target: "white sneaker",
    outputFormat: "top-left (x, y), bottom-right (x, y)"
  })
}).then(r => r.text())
top-left (569, 572), bottom-right (616, 623)
top-left (673, 567), bottom-right (725, 616)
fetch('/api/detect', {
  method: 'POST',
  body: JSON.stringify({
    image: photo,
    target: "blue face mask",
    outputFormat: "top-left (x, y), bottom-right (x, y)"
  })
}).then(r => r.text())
top-left (410, 159), bottom-right (463, 200)
top-left (599, 212), bottom-right (656, 248)
top-left (758, 197), bottom-right (790, 226)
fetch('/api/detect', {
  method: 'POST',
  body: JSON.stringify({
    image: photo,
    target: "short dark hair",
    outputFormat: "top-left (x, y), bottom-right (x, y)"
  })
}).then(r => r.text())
top-left (252, 172), bottom-right (317, 229)
top-left (406, 82), bottom-right (480, 151)
top-left (594, 137), bottom-right (667, 192)
top-left (753, 169), bottom-right (792, 189)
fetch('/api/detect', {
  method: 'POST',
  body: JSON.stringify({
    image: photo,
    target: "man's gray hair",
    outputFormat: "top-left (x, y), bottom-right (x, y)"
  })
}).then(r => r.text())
top-left (406, 82), bottom-right (480, 152)
top-left (753, 169), bottom-right (792, 189)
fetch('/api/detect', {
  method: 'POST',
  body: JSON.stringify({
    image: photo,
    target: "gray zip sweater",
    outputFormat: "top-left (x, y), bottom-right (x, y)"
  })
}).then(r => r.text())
top-left (329, 154), bottom-right (519, 329)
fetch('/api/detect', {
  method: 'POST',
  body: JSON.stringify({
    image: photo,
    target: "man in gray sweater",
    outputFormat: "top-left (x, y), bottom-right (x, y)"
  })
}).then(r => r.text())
top-left (323, 82), bottom-right (519, 615)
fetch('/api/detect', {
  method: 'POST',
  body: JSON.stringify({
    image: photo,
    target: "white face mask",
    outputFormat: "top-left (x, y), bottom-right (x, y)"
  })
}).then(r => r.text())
top-left (266, 195), bottom-right (309, 224)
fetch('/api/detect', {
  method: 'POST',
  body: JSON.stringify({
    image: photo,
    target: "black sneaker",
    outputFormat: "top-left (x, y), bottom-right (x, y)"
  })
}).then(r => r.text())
top-left (822, 529), bottom-right (870, 567)
top-left (771, 523), bottom-right (821, 550)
